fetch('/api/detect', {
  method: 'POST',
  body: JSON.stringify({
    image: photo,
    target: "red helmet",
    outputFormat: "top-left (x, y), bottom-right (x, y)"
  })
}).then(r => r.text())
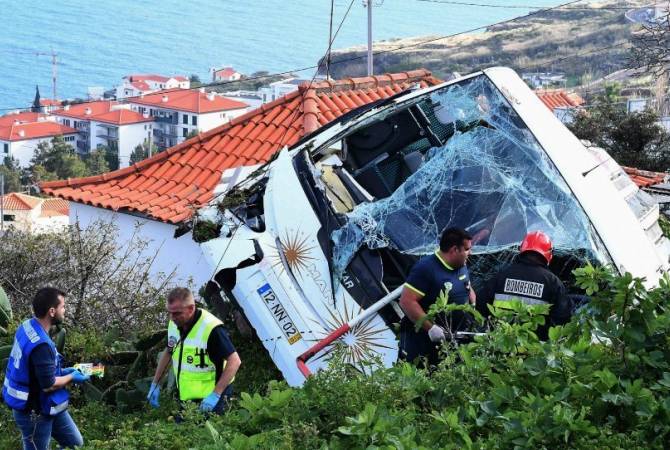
top-left (520, 231), bottom-right (553, 264)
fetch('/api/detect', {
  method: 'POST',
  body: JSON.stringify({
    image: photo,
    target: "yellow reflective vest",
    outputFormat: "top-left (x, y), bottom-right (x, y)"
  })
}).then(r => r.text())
top-left (167, 309), bottom-right (227, 401)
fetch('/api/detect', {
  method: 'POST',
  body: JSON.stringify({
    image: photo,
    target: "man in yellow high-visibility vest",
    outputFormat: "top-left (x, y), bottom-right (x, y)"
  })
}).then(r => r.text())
top-left (147, 287), bottom-right (241, 413)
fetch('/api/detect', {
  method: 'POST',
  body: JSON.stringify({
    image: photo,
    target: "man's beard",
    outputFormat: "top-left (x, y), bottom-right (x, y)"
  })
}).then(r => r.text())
top-left (52, 315), bottom-right (64, 326)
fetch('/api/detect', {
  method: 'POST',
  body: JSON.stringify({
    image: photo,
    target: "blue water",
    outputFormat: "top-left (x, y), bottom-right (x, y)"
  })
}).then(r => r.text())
top-left (0, 0), bottom-right (562, 110)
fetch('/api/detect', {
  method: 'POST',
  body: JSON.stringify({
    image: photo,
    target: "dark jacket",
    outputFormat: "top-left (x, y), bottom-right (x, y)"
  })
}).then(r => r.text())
top-left (476, 253), bottom-right (573, 339)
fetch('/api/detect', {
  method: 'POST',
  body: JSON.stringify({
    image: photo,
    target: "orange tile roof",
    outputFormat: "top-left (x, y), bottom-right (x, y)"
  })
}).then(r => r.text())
top-left (214, 68), bottom-right (237, 77)
top-left (42, 198), bottom-right (69, 216)
top-left (0, 112), bottom-right (44, 126)
top-left (536, 89), bottom-right (584, 110)
top-left (39, 99), bottom-right (62, 107)
top-left (0, 121), bottom-right (78, 141)
top-left (41, 69), bottom-right (442, 224)
top-left (54, 101), bottom-right (117, 119)
top-left (623, 166), bottom-right (668, 188)
top-left (1, 192), bottom-right (42, 210)
top-left (126, 74), bottom-right (188, 83)
top-left (54, 101), bottom-right (153, 125)
top-left (93, 109), bottom-right (153, 125)
top-left (130, 80), bottom-right (151, 91)
top-left (130, 89), bottom-right (248, 114)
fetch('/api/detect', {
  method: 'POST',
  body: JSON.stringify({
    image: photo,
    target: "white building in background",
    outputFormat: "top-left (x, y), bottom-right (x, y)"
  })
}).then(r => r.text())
top-left (52, 101), bottom-right (154, 168)
top-left (0, 112), bottom-right (78, 167)
top-left (127, 88), bottom-right (249, 149)
top-left (211, 67), bottom-right (242, 83)
top-left (0, 193), bottom-right (69, 233)
top-left (258, 78), bottom-right (311, 103)
top-left (115, 74), bottom-right (190, 100)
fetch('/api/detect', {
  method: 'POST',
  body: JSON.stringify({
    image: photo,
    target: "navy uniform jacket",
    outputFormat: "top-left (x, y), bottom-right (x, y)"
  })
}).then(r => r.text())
top-left (476, 253), bottom-right (572, 339)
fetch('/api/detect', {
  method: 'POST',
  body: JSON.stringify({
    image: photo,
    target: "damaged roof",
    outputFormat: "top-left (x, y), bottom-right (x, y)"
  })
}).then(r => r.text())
top-left (623, 166), bottom-right (668, 188)
top-left (40, 69), bottom-right (442, 224)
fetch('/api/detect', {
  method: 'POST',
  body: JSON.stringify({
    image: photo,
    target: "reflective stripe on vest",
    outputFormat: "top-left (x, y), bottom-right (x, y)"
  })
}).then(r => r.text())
top-left (3, 377), bottom-right (28, 401)
top-left (168, 309), bottom-right (225, 401)
top-left (50, 400), bottom-right (69, 415)
top-left (493, 293), bottom-right (549, 309)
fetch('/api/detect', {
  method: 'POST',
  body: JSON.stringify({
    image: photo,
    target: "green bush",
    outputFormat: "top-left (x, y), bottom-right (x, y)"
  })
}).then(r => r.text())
top-left (1, 266), bottom-right (669, 449)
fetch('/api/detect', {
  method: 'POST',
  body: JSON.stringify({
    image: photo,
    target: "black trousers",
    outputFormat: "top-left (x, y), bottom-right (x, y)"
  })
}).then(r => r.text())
top-left (399, 329), bottom-right (441, 367)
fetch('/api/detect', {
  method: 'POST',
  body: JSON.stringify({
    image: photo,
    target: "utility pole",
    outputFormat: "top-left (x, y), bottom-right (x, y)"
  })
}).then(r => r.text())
top-left (1, 173), bottom-right (4, 232)
top-left (365, 0), bottom-right (373, 76)
top-left (364, 1), bottom-right (383, 76)
top-left (36, 49), bottom-right (58, 100)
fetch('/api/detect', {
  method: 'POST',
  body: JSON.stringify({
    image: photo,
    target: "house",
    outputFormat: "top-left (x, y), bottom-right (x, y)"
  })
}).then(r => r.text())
top-left (40, 69), bottom-right (443, 288)
top-left (623, 166), bottom-right (670, 215)
top-left (211, 67), bottom-right (242, 83)
top-left (52, 101), bottom-right (154, 167)
top-left (115, 74), bottom-right (190, 100)
top-left (626, 98), bottom-right (670, 132)
top-left (535, 89), bottom-right (585, 123)
top-left (258, 77), bottom-right (314, 103)
top-left (0, 112), bottom-right (78, 167)
top-left (126, 88), bottom-right (249, 150)
top-left (39, 99), bottom-right (62, 113)
top-left (0, 192), bottom-right (69, 233)
top-left (522, 72), bottom-right (566, 89)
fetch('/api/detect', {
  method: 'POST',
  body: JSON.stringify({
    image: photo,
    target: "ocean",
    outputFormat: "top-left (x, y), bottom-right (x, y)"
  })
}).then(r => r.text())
top-left (0, 0), bottom-right (562, 110)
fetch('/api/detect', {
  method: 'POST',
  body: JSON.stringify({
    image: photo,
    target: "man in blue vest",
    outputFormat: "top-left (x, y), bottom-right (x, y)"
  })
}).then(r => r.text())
top-left (399, 227), bottom-right (476, 366)
top-left (3, 287), bottom-right (90, 450)
top-left (147, 287), bottom-right (241, 414)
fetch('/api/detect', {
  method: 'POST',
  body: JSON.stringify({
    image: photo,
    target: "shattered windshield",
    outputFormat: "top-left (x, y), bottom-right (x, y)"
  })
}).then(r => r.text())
top-left (331, 74), bottom-right (610, 283)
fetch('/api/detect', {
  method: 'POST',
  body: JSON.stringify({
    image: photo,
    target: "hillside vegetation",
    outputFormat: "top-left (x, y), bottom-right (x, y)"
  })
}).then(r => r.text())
top-left (326, 0), bottom-right (648, 85)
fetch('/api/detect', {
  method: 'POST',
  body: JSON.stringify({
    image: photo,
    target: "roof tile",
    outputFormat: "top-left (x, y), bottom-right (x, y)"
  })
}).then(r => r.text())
top-left (41, 69), bottom-right (442, 223)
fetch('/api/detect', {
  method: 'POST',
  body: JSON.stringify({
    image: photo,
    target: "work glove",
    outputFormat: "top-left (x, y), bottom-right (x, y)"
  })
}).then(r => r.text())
top-left (427, 324), bottom-right (446, 343)
top-left (147, 382), bottom-right (160, 409)
top-left (70, 370), bottom-right (90, 384)
top-left (61, 367), bottom-right (77, 375)
top-left (200, 391), bottom-right (221, 412)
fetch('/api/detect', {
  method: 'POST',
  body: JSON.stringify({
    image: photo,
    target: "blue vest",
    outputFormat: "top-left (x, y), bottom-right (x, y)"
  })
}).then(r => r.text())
top-left (3, 318), bottom-right (69, 415)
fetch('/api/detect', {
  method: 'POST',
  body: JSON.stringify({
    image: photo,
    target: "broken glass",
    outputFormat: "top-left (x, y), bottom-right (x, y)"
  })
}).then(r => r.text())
top-left (331, 75), bottom-right (610, 285)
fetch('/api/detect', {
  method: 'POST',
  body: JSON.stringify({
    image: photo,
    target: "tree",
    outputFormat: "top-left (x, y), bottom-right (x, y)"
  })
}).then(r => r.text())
top-left (0, 157), bottom-right (23, 193)
top-left (189, 73), bottom-right (202, 88)
top-left (129, 140), bottom-right (158, 165)
top-left (129, 144), bottom-right (148, 165)
top-left (31, 136), bottom-right (78, 177)
top-left (84, 148), bottom-right (110, 175)
top-left (568, 96), bottom-right (670, 172)
top-left (31, 85), bottom-right (41, 113)
top-left (96, 143), bottom-right (119, 171)
top-left (630, 11), bottom-right (670, 76)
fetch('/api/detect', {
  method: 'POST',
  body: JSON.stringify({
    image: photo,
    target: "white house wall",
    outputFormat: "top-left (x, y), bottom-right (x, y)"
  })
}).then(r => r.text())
top-left (69, 203), bottom-right (213, 289)
top-left (198, 108), bottom-right (247, 133)
top-left (5, 135), bottom-right (77, 168)
top-left (118, 122), bottom-right (152, 168)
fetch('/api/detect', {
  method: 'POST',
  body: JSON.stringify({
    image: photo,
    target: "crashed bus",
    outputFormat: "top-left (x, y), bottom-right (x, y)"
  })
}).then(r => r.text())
top-left (193, 67), bottom-right (670, 387)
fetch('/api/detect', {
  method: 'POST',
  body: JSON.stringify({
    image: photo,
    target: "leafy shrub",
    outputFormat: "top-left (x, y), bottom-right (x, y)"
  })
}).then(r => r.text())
top-left (1, 266), bottom-right (669, 449)
top-left (0, 220), bottom-right (175, 335)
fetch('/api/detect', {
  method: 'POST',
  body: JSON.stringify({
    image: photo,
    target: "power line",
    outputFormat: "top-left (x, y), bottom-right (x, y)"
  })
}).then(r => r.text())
top-left (415, 0), bottom-right (636, 10)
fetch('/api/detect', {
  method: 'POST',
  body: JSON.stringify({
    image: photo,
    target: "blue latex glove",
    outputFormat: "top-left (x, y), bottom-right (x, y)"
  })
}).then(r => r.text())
top-left (147, 382), bottom-right (160, 408)
top-left (61, 367), bottom-right (76, 375)
top-left (70, 370), bottom-right (90, 384)
top-left (200, 391), bottom-right (221, 412)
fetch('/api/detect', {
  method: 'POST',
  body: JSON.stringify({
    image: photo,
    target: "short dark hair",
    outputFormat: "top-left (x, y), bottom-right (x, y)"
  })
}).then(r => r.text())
top-left (439, 227), bottom-right (472, 252)
top-left (33, 287), bottom-right (66, 318)
top-left (167, 287), bottom-right (194, 305)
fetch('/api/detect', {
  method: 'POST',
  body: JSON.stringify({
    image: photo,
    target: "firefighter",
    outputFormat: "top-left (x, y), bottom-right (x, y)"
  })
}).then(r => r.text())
top-left (476, 231), bottom-right (573, 339)
top-left (147, 287), bottom-right (241, 414)
top-left (399, 227), bottom-right (476, 366)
